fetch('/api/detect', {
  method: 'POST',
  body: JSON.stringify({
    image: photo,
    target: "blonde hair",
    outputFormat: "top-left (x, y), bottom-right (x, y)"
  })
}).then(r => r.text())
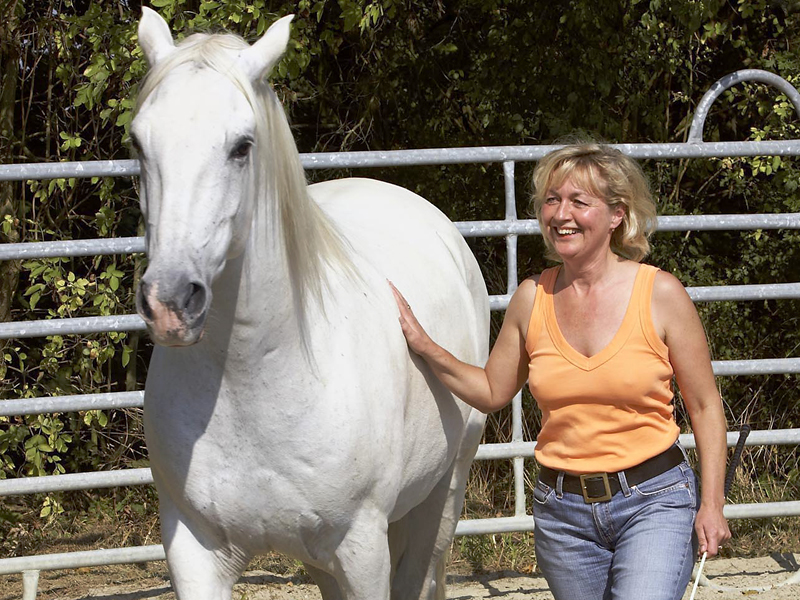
top-left (531, 143), bottom-right (657, 262)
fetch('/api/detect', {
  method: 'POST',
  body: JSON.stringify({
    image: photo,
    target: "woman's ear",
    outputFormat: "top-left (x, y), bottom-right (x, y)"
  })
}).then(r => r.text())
top-left (611, 203), bottom-right (626, 230)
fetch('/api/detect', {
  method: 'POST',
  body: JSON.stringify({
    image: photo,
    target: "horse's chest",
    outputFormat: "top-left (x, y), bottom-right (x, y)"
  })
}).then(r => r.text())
top-left (145, 377), bottom-right (395, 522)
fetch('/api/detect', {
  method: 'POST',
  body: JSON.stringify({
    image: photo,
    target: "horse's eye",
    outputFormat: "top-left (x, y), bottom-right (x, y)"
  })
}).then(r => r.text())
top-left (231, 140), bottom-right (253, 160)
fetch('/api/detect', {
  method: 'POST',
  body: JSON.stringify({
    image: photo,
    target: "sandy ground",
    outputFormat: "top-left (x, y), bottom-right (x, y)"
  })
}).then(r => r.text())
top-left (1, 554), bottom-right (799, 600)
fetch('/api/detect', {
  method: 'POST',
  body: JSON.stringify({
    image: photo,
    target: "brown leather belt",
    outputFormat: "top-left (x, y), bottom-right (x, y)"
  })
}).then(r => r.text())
top-left (538, 445), bottom-right (686, 504)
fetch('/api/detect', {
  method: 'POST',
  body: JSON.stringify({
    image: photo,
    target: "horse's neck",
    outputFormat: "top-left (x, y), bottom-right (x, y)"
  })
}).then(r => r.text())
top-left (203, 241), bottom-right (304, 366)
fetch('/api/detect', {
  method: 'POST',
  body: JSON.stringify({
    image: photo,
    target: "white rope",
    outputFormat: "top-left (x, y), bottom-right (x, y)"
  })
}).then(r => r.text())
top-left (689, 551), bottom-right (707, 600)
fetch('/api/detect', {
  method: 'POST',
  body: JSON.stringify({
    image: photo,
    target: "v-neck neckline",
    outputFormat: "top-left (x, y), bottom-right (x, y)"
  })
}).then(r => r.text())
top-left (545, 264), bottom-right (644, 371)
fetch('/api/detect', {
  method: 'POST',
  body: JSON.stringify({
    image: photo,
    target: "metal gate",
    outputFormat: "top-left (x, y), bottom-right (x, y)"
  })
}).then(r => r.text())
top-left (2, 69), bottom-right (800, 596)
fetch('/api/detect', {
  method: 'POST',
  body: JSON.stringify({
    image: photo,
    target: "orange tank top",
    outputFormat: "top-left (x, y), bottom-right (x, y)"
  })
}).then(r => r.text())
top-left (526, 263), bottom-right (679, 474)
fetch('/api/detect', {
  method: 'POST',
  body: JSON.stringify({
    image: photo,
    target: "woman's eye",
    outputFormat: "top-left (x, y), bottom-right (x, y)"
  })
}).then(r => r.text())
top-left (545, 197), bottom-right (559, 205)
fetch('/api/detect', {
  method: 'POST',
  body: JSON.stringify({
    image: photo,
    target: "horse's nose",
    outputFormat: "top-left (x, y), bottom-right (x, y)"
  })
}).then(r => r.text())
top-left (180, 281), bottom-right (207, 323)
top-left (136, 280), bottom-right (155, 321)
top-left (136, 270), bottom-right (210, 346)
top-left (136, 275), bottom-right (208, 324)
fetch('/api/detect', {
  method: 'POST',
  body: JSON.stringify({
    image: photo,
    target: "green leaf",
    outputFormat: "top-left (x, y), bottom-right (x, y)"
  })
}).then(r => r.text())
top-left (122, 345), bottom-right (132, 368)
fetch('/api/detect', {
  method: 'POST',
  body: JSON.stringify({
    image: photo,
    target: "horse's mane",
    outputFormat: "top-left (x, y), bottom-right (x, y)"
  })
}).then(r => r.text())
top-left (135, 32), bottom-right (356, 349)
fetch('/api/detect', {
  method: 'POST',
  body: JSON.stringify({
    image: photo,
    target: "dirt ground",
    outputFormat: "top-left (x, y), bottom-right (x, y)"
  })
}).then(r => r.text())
top-left (1, 554), bottom-right (799, 600)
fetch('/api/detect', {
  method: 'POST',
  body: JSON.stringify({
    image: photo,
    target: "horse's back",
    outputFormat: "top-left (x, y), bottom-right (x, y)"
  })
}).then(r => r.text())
top-left (310, 177), bottom-right (489, 352)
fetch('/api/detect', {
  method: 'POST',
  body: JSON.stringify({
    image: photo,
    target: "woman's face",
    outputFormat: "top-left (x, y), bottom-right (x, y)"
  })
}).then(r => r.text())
top-left (541, 174), bottom-right (624, 263)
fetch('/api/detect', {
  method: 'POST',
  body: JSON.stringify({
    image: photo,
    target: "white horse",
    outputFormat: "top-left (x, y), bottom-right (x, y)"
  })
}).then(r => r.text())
top-left (133, 8), bottom-right (489, 600)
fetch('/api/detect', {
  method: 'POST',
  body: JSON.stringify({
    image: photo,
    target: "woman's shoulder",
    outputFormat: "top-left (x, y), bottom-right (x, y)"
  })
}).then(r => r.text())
top-left (651, 268), bottom-right (695, 320)
top-left (505, 275), bottom-right (541, 327)
top-left (520, 265), bottom-right (561, 289)
top-left (514, 275), bottom-right (539, 303)
top-left (521, 273), bottom-right (542, 288)
top-left (652, 269), bottom-right (689, 299)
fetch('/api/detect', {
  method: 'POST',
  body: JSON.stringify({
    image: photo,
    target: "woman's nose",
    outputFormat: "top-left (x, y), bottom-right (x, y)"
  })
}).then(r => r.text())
top-left (554, 199), bottom-right (571, 220)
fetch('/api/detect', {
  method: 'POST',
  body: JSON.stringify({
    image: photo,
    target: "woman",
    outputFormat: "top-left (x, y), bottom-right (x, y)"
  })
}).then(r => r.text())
top-left (389, 143), bottom-right (731, 600)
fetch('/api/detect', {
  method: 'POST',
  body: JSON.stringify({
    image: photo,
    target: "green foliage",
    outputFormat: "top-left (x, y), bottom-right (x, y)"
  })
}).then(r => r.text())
top-left (1, 0), bottom-right (799, 539)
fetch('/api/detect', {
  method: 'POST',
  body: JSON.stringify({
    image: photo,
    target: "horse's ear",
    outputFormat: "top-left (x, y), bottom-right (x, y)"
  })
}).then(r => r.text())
top-left (139, 6), bottom-right (176, 67)
top-left (239, 14), bottom-right (294, 82)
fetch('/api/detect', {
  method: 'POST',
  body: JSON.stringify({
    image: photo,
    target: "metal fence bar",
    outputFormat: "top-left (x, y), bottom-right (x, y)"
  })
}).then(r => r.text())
top-left (0, 469), bottom-right (153, 496)
top-left (0, 545), bottom-right (166, 576)
top-left (7, 139), bottom-right (800, 183)
top-left (723, 501), bottom-right (800, 519)
top-left (0, 237), bottom-right (145, 260)
top-left (456, 502), bottom-right (800, 538)
top-left (688, 70), bottom-right (800, 143)
top-left (3, 495), bottom-right (798, 577)
top-left (457, 214), bottom-right (800, 237)
top-left (422, 429), bottom-right (800, 460)
top-left (492, 283), bottom-right (800, 311)
top-left (3, 428), bottom-right (797, 499)
top-left (0, 159), bottom-right (140, 182)
top-left (688, 283), bottom-right (800, 302)
top-left (474, 429), bottom-right (800, 460)
top-left (1, 283), bottom-right (798, 340)
top-left (0, 391), bottom-right (144, 417)
top-left (711, 358), bottom-right (800, 376)
top-left (0, 314), bottom-right (146, 339)
top-left (503, 161), bottom-right (527, 519)
top-left (8, 212), bottom-right (800, 262)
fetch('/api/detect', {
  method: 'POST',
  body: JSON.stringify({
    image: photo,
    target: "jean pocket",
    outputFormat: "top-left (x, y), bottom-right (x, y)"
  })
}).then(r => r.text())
top-left (533, 479), bottom-right (554, 506)
top-left (633, 463), bottom-right (692, 498)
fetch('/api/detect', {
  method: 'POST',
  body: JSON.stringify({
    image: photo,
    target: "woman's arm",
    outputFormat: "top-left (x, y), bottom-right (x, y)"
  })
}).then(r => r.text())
top-left (388, 278), bottom-right (536, 414)
top-left (653, 271), bottom-right (731, 556)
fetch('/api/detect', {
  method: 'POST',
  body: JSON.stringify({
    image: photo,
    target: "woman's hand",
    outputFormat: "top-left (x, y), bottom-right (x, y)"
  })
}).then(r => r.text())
top-left (388, 280), bottom-right (435, 356)
top-left (695, 502), bottom-right (731, 557)
top-left (386, 276), bottom-right (536, 414)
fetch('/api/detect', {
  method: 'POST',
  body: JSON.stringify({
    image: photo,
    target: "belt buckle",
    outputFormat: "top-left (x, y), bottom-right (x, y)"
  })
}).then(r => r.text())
top-left (579, 472), bottom-right (612, 503)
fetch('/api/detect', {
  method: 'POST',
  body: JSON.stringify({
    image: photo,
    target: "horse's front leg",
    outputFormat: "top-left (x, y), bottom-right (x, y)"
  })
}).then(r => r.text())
top-left (160, 499), bottom-right (250, 600)
top-left (333, 509), bottom-right (391, 600)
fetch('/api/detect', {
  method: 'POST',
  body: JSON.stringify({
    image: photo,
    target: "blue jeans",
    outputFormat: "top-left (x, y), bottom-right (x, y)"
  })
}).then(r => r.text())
top-left (533, 459), bottom-right (698, 600)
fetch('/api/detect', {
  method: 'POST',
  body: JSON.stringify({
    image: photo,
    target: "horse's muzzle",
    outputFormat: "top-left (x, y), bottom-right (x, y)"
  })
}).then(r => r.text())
top-left (136, 276), bottom-right (209, 346)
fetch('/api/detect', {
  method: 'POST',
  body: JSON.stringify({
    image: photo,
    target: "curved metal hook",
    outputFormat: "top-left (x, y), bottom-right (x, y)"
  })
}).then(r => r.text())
top-left (687, 69), bottom-right (800, 143)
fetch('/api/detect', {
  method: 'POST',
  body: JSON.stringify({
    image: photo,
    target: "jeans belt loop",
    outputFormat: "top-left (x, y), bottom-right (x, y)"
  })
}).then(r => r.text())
top-left (556, 471), bottom-right (565, 499)
top-left (579, 472), bottom-right (612, 503)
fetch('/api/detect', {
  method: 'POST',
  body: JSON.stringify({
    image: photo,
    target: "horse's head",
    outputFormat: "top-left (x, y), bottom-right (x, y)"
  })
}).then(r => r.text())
top-left (132, 7), bottom-right (293, 346)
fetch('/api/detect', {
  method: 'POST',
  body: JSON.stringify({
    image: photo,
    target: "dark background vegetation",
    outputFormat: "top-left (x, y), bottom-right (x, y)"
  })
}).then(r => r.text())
top-left (1, 0), bottom-right (800, 567)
